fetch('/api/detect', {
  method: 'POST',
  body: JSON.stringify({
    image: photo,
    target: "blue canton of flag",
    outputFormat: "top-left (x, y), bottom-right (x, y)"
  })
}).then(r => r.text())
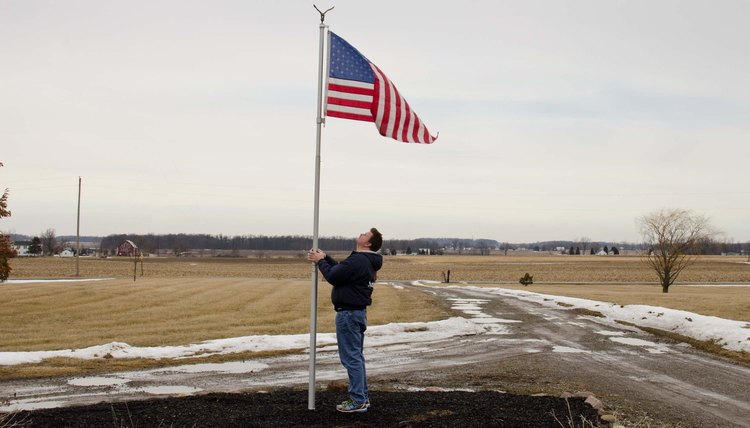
top-left (329, 34), bottom-right (375, 84)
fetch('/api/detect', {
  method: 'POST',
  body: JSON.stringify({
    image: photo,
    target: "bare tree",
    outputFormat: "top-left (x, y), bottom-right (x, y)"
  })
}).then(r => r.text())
top-left (40, 228), bottom-right (57, 256)
top-left (578, 236), bottom-right (591, 256)
top-left (638, 208), bottom-right (718, 293)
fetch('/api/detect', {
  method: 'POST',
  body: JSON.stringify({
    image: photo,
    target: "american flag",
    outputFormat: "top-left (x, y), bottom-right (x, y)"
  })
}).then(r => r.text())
top-left (325, 32), bottom-right (437, 144)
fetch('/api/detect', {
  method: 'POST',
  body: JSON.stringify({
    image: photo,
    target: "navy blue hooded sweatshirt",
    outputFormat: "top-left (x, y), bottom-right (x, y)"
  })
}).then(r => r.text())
top-left (317, 251), bottom-right (383, 310)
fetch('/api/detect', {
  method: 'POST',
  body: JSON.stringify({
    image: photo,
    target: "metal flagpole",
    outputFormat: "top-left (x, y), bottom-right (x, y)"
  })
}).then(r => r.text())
top-left (309, 4), bottom-right (333, 411)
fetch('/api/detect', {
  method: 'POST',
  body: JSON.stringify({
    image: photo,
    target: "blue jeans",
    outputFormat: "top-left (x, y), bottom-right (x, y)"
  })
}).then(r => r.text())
top-left (335, 309), bottom-right (368, 404)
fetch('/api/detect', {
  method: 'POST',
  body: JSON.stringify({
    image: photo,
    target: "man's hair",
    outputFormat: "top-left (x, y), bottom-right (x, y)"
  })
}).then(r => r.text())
top-left (369, 227), bottom-right (383, 252)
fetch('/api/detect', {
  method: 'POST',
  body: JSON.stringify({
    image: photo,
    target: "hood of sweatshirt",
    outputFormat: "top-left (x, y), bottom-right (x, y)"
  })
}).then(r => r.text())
top-left (361, 250), bottom-right (383, 271)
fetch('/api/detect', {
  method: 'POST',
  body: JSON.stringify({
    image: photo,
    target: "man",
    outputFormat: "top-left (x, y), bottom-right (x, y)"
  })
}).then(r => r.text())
top-left (307, 227), bottom-right (383, 413)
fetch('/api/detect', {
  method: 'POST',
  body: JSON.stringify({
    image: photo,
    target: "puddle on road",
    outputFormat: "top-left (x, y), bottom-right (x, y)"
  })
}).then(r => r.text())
top-left (137, 385), bottom-right (203, 395)
top-left (552, 345), bottom-right (590, 354)
top-left (152, 361), bottom-right (269, 374)
top-left (68, 376), bottom-right (130, 387)
top-left (469, 317), bottom-right (521, 324)
top-left (1, 400), bottom-right (69, 412)
top-left (610, 337), bottom-right (669, 354)
top-left (594, 330), bottom-right (626, 336)
top-left (449, 298), bottom-right (521, 330)
top-left (451, 304), bottom-right (483, 310)
top-left (405, 386), bottom-right (477, 392)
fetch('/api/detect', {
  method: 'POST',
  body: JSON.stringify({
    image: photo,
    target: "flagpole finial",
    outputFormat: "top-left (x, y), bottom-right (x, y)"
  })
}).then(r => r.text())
top-left (313, 5), bottom-right (334, 23)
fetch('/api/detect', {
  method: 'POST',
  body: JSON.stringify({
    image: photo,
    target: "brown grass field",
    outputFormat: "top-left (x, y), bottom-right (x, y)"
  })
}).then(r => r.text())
top-left (0, 277), bottom-right (450, 352)
top-left (8, 253), bottom-right (750, 283)
top-left (2, 254), bottom-right (749, 379)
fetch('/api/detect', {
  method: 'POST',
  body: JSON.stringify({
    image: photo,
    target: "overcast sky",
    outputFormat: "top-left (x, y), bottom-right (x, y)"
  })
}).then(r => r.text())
top-left (2, 1), bottom-right (748, 243)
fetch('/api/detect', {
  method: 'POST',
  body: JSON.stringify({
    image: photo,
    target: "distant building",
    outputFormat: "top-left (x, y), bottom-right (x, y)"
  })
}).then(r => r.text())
top-left (61, 240), bottom-right (100, 257)
top-left (13, 241), bottom-right (31, 257)
top-left (59, 249), bottom-right (75, 258)
top-left (117, 240), bottom-right (139, 257)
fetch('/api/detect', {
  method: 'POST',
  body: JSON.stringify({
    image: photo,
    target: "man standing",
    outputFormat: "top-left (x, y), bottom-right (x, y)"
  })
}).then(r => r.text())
top-left (307, 227), bottom-right (383, 413)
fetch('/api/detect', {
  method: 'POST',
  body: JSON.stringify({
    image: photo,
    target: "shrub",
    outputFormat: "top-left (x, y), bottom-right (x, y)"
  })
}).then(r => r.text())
top-left (519, 272), bottom-right (533, 286)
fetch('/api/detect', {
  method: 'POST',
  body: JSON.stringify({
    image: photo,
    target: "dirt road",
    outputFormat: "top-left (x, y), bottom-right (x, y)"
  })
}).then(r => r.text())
top-left (2, 283), bottom-right (749, 427)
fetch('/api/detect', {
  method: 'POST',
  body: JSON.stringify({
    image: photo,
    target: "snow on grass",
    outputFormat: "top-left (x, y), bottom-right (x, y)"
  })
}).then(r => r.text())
top-left (0, 317), bottom-right (487, 366)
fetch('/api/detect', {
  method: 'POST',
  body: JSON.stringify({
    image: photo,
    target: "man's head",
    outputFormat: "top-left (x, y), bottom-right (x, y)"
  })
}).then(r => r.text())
top-left (356, 227), bottom-right (383, 252)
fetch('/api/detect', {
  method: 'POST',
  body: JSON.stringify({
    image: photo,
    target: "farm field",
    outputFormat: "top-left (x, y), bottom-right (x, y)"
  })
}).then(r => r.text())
top-left (2, 254), bottom-right (749, 379)
top-left (381, 254), bottom-right (750, 284)
top-left (8, 253), bottom-right (750, 283)
top-left (6, 254), bottom-right (750, 324)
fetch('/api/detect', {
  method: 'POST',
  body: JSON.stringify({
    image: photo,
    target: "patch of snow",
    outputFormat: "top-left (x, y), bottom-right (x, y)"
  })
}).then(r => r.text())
top-left (1, 400), bottom-right (68, 411)
top-left (0, 317), bottom-right (486, 366)
top-left (4, 278), bottom-right (113, 284)
top-left (452, 304), bottom-right (482, 311)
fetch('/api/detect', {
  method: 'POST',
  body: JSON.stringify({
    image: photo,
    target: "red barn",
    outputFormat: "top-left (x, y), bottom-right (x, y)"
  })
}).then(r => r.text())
top-left (117, 240), bottom-right (139, 257)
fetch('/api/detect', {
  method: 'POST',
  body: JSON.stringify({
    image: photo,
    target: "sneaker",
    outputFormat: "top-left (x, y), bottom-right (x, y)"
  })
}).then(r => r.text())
top-left (365, 399), bottom-right (371, 409)
top-left (336, 399), bottom-right (368, 413)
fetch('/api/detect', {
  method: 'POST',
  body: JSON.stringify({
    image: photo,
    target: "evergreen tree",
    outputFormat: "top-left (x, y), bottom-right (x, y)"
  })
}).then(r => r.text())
top-left (1, 162), bottom-right (16, 281)
top-left (29, 237), bottom-right (43, 256)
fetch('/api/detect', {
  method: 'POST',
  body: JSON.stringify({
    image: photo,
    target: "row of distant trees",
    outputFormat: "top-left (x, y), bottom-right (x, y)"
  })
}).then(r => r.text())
top-left (9, 230), bottom-right (748, 259)
top-left (94, 234), bottom-right (486, 257)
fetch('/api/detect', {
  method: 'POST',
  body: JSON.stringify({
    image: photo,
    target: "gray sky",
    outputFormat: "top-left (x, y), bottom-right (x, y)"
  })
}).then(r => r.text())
top-left (2, 0), bottom-right (749, 243)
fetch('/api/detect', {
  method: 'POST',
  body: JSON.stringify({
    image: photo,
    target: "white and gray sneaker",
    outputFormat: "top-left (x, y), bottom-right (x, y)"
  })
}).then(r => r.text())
top-left (336, 399), bottom-right (368, 413)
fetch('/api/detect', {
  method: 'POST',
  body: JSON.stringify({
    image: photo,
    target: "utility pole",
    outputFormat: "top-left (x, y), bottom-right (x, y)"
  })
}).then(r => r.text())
top-left (76, 176), bottom-right (81, 277)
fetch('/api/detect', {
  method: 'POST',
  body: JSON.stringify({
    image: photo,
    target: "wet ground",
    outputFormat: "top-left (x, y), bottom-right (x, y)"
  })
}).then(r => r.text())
top-left (12, 389), bottom-right (601, 427)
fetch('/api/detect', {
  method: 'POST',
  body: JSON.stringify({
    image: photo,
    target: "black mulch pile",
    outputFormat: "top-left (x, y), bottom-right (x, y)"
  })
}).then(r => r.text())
top-left (13, 389), bottom-right (602, 427)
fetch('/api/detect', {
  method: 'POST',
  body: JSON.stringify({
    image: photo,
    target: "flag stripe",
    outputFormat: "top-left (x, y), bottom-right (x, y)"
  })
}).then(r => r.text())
top-left (327, 92), bottom-right (373, 106)
top-left (327, 108), bottom-right (373, 122)
top-left (327, 98), bottom-right (373, 111)
top-left (328, 77), bottom-right (373, 90)
top-left (327, 85), bottom-right (374, 98)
